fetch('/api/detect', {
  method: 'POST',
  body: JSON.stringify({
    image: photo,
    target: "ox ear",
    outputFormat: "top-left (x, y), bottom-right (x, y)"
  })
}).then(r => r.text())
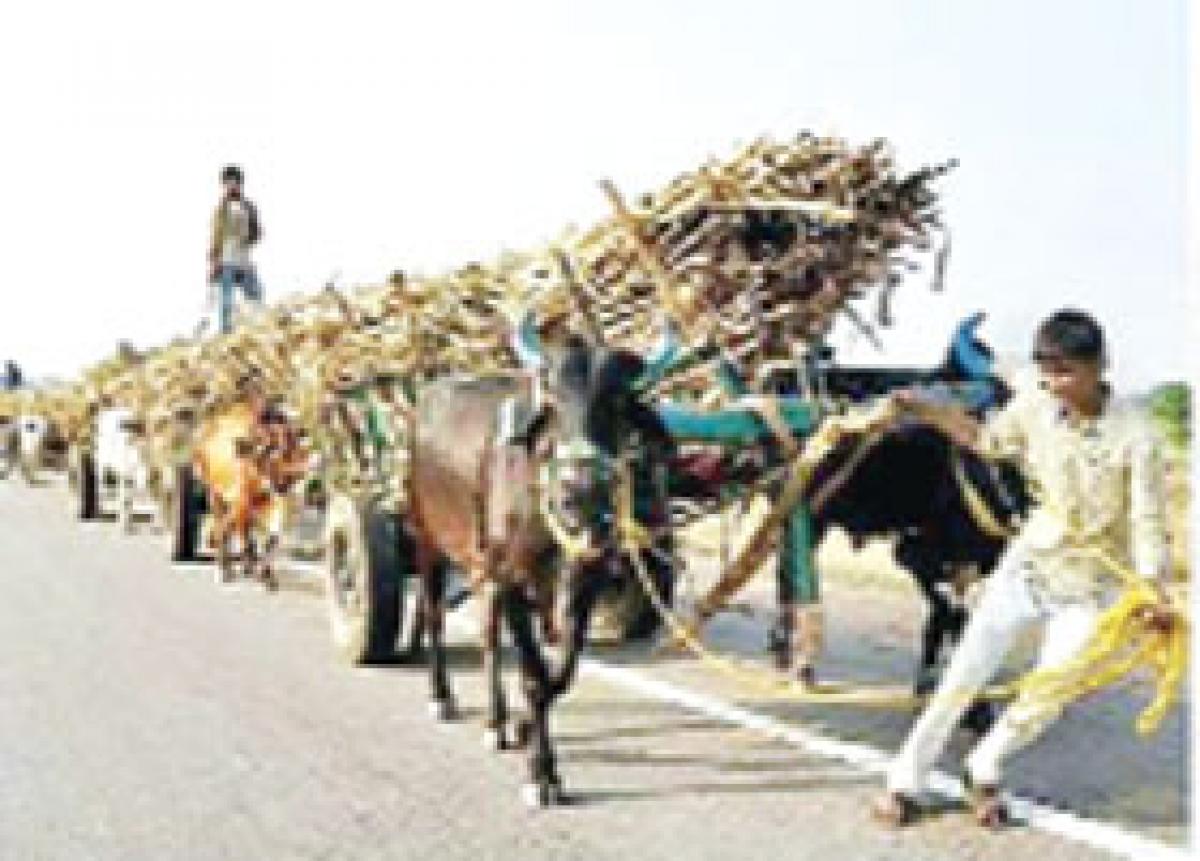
top-left (949, 312), bottom-right (993, 381)
top-left (510, 310), bottom-right (546, 371)
top-left (633, 316), bottom-right (681, 392)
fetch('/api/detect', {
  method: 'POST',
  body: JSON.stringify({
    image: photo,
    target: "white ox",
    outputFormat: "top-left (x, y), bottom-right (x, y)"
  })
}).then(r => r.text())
top-left (94, 407), bottom-right (155, 531)
top-left (18, 414), bottom-right (48, 463)
top-left (2, 414), bottom-right (51, 481)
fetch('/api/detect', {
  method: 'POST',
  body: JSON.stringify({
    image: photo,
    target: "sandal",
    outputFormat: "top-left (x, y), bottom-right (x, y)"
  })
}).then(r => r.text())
top-left (963, 774), bottom-right (1010, 829)
top-left (871, 791), bottom-right (921, 828)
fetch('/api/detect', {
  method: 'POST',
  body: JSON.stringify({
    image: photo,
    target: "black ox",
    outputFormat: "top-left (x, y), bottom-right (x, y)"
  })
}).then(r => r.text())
top-left (770, 315), bottom-right (1030, 726)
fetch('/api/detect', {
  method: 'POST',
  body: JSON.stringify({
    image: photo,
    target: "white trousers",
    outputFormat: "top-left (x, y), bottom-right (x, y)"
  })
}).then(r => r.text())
top-left (886, 547), bottom-right (1102, 794)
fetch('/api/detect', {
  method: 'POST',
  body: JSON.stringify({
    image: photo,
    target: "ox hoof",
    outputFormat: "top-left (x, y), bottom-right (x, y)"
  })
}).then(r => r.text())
top-left (961, 701), bottom-right (998, 737)
top-left (521, 780), bottom-right (565, 808)
top-left (913, 668), bottom-right (939, 697)
top-left (397, 647), bottom-right (425, 666)
top-left (513, 718), bottom-right (534, 750)
top-left (428, 699), bottom-right (458, 722)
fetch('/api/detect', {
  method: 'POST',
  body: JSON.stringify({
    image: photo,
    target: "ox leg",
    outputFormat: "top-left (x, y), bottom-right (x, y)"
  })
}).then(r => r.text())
top-left (534, 575), bottom-right (561, 646)
top-left (403, 576), bottom-right (427, 660)
top-left (418, 548), bottom-right (456, 720)
top-left (896, 538), bottom-right (950, 695)
top-left (402, 519), bottom-right (427, 660)
top-left (774, 505), bottom-right (821, 685)
top-left (771, 523), bottom-right (796, 671)
top-left (118, 475), bottom-right (134, 534)
top-left (770, 591), bottom-right (795, 673)
top-left (241, 520), bottom-right (257, 582)
top-left (259, 501), bottom-right (285, 592)
top-left (481, 582), bottom-right (510, 750)
top-left (944, 566), bottom-right (976, 649)
top-left (548, 567), bottom-right (599, 700)
top-left (915, 579), bottom-right (954, 696)
top-left (909, 562), bottom-right (996, 732)
top-left (502, 587), bottom-right (563, 807)
top-left (260, 533), bottom-right (280, 592)
top-left (213, 499), bottom-right (234, 584)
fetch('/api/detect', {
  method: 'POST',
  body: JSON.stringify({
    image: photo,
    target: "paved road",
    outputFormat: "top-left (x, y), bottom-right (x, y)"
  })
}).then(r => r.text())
top-left (0, 477), bottom-right (1190, 860)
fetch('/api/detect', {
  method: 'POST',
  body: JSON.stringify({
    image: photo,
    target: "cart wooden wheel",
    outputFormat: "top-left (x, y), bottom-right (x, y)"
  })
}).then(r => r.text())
top-left (324, 492), bottom-right (406, 665)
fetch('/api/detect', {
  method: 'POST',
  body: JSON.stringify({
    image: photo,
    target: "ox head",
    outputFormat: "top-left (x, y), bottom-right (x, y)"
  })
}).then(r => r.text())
top-left (510, 308), bottom-right (678, 552)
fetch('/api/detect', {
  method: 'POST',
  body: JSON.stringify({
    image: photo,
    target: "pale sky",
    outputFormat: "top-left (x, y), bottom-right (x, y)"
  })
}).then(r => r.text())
top-left (0, 0), bottom-right (1190, 390)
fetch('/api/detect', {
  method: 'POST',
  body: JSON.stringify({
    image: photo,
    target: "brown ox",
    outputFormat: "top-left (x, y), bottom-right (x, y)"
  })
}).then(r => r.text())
top-left (407, 321), bottom-right (675, 808)
top-left (193, 397), bottom-right (307, 588)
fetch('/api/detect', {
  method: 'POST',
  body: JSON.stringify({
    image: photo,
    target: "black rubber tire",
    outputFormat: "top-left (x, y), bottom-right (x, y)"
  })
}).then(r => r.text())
top-left (170, 463), bottom-right (202, 562)
top-left (77, 451), bottom-right (99, 521)
top-left (325, 493), bottom-right (406, 665)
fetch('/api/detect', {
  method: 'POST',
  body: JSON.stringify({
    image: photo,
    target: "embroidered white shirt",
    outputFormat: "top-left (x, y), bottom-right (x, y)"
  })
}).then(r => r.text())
top-left (979, 386), bottom-right (1169, 598)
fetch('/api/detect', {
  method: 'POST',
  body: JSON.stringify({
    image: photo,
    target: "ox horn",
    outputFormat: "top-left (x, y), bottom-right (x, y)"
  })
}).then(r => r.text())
top-left (510, 307), bottom-right (546, 371)
top-left (634, 315), bottom-right (681, 390)
top-left (949, 311), bottom-right (992, 380)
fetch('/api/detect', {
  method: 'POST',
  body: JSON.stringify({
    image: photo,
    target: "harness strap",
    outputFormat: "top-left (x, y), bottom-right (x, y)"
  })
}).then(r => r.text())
top-left (950, 450), bottom-right (1017, 540)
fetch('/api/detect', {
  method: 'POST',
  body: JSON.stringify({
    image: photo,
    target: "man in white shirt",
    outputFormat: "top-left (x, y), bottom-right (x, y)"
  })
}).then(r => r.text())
top-left (208, 164), bottom-right (263, 334)
top-left (872, 309), bottom-right (1173, 829)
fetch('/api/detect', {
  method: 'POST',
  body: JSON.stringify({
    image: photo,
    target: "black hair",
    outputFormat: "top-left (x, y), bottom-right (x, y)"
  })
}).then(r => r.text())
top-left (221, 164), bottom-right (244, 184)
top-left (1032, 309), bottom-right (1106, 363)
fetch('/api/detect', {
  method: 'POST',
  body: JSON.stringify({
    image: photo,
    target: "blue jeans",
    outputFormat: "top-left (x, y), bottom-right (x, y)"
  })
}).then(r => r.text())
top-left (215, 265), bottom-right (262, 334)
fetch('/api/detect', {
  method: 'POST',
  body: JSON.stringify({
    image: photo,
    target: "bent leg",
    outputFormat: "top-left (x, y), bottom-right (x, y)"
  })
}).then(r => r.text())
top-left (964, 600), bottom-right (1099, 786)
top-left (886, 559), bottom-right (1039, 796)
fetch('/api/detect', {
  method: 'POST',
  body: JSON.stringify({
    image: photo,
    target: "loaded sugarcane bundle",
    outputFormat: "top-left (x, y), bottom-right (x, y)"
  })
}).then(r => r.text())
top-left (552, 133), bottom-right (954, 398)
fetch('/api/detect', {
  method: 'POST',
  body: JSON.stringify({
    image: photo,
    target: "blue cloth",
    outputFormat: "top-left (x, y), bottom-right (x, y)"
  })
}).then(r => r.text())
top-left (214, 265), bottom-right (262, 334)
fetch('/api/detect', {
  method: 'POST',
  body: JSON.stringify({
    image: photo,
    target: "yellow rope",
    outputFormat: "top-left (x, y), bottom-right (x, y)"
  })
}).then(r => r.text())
top-left (613, 458), bottom-right (1190, 732)
top-left (614, 463), bottom-right (936, 707)
top-left (950, 449), bottom-right (1187, 735)
top-left (1000, 547), bottom-right (1188, 736)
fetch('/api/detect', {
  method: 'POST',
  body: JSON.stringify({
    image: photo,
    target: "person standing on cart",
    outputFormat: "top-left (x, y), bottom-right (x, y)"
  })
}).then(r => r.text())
top-left (208, 164), bottom-right (263, 334)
